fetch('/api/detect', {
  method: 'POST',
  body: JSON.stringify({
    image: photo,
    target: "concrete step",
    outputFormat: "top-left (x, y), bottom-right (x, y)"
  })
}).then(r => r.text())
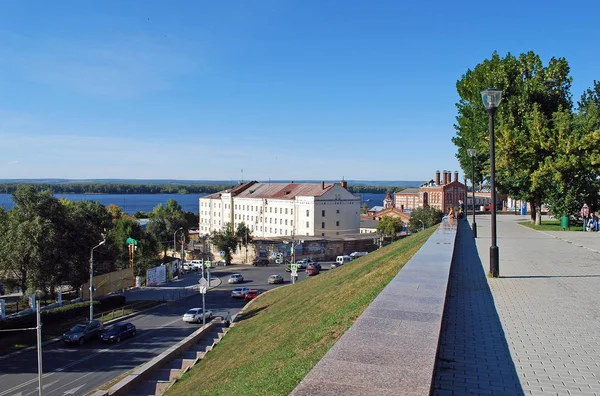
top-left (166, 358), bottom-right (194, 371)
top-left (131, 379), bottom-right (170, 396)
top-left (152, 368), bottom-right (181, 382)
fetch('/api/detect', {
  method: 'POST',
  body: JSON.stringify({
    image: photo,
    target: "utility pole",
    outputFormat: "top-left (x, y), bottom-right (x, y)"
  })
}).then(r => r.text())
top-left (36, 301), bottom-right (42, 396)
top-left (90, 239), bottom-right (105, 321)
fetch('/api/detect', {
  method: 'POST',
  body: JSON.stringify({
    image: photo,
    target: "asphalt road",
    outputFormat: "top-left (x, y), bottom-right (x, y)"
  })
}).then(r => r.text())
top-left (0, 262), bottom-right (331, 396)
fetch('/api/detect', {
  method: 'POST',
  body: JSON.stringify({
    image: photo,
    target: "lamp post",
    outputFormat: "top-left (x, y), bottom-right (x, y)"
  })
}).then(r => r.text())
top-left (418, 220), bottom-right (425, 232)
top-left (481, 88), bottom-right (503, 277)
top-left (90, 240), bottom-right (105, 321)
top-left (174, 227), bottom-right (183, 277)
top-left (467, 148), bottom-right (478, 238)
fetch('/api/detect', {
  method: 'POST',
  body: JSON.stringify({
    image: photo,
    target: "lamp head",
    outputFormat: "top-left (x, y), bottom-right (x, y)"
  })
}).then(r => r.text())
top-left (467, 148), bottom-right (477, 158)
top-left (99, 240), bottom-right (106, 247)
top-left (480, 88), bottom-right (503, 110)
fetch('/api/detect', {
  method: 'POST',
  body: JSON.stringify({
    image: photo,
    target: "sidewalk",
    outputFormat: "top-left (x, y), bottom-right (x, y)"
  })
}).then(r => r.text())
top-left (433, 214), bottom-right (600, 395)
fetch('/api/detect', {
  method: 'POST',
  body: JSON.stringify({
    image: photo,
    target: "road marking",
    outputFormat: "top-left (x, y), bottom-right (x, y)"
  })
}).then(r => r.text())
top-left (46, 372), bottom-right (94, 396)
top-left (0, 316), bottom-right (183, 396)
top-left (61, 384), bottom-right (84, 395)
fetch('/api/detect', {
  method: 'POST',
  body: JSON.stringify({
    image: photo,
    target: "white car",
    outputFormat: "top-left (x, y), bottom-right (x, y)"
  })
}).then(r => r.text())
top-left (228, 273), bottom-right (244, 284)
top-left (295, 259), bottom-right (314, 269)
top-left (183, 308), bottom-right (213, 324)
top-left (182, 263), bottom-right (193, 271)
top-left (350, 251), bottom-right (369, 259)
top-left (231, 287), bottom-right (250, 298)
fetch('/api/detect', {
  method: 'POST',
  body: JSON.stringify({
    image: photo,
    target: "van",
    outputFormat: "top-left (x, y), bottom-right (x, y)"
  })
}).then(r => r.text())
top-left (336, 255), bottom-right (353, 266)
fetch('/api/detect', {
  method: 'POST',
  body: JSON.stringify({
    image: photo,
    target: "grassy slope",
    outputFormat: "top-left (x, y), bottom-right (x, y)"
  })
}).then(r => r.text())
top-left (168, 226), bottom-right (437, 396)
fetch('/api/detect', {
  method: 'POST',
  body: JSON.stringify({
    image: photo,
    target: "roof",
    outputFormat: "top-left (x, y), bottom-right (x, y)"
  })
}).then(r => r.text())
top-left (203, 181), bottom-right (336, 200)
top-left (360, 219), bottom-right (379, 228)
top-left (395, 187), bottom-right (419, 195)
top-left (369, 206), bottom-right (384, 212)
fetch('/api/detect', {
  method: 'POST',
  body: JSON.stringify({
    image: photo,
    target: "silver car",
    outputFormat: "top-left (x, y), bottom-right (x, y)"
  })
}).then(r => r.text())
top-left (231, 287), bottom-right (250, 298)
top-left (228, 273), bottom-right (244, 284)
top-left (183, 308), bottom-right (213, 324)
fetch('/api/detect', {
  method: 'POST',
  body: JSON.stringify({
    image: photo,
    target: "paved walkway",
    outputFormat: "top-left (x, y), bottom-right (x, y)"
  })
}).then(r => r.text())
top-left (433, 214), bottom-right (600, 395)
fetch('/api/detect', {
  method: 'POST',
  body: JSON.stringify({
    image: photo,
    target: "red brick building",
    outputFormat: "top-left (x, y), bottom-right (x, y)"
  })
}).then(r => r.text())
top-left (395, 170), bottom-right (468, 213)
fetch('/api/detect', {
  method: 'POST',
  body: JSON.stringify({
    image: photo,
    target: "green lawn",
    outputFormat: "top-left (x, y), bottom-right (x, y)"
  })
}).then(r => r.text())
top-left (518, 219), bottom-right (584, 231)
top-left (167, 226), bottom-right (438, 396)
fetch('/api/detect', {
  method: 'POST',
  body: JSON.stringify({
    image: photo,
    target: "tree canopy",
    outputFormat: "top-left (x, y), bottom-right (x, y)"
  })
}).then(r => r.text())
top-left (453, 52), bottom-right (600, 223)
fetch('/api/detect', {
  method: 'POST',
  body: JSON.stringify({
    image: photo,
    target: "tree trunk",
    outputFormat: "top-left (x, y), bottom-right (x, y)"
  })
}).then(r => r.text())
top-left (535, 195), bottom-right (542, 225)
top-left (530, 201), bottom-right (536, 224)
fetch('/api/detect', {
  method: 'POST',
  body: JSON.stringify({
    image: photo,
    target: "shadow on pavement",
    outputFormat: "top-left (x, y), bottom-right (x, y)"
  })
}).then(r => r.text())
top-left (431, 220), bottom-right (524, 395)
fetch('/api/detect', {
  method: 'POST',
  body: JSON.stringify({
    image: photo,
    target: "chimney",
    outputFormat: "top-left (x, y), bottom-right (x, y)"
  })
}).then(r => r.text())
top-left (443, 171), bottom-right (447, 185)
top-left (454, 171), bottom-right (458, 183)
top-left (435, 170), bottom-right (440, 186)
top-left (340, 180), bottom-right (348, 190)
top-left (321, 181), bottom-right (325, 190)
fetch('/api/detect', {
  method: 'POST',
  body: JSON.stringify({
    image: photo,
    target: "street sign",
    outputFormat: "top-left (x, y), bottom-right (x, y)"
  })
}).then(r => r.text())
top-left (290, 264), bottom-right (298, 272)
top-left (199, 277), bottom-right (208, 287)
top-left (199, 286), bottom-right (207, 294)
top-left (220, 251), bottom-right (225, 257)
top-left (271, 252), bottom-right (277, 259)
top-left (205, 261), bottom-right (212, 268)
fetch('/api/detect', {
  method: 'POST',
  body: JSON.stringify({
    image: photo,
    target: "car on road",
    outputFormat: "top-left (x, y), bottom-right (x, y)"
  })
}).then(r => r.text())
top-left (252, 258), bottom-right (270, 266)
top-left (62, 320), bottom-right (104, 345)
top-left (228, 273), bottom-right (244, 284)
top-left (183, 308), bottom-right (213, 323)
top-left (295, 259), bottom-right (314, 269)
top-left (268, 274), bottom-right (284, 284)
top-left (182, 262), bottom-right (193, 272)
top-left (307, 263), bottom-right (320, 276)
top-left (101, 322), bottom-right (136, 343)
top-left (350, 251), bottom-right (369, 259)
top-left (244, 289), bottom-right (262, 301)
top-left (231, 287), bottom-right (250, 298)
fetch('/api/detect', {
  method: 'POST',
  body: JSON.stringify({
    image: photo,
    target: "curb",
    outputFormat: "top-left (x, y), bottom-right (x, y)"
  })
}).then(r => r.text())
top-left (0, 302), bottom-right (167, 362)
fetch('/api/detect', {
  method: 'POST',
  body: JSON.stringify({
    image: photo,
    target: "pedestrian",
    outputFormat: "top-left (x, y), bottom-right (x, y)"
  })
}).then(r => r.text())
top-left (458, 199), bottom-right (465, 219)
top-left (224, 311), bottom-right (231, 327)
top-left (447, 206), bottom-right (456, 220)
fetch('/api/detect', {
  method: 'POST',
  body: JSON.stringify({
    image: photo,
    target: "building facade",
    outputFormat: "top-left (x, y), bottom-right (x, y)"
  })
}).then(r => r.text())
top-left (394, 170), bottom-right (468, 212)
top-left (199, 181), bottom-right (360, 238)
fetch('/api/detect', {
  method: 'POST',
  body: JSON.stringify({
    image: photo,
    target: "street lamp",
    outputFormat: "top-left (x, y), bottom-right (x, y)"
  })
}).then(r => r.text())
top-left (90, 239), bottom-right (105, 321)
top-left (174, 227), bottom-right (183, 277)
top-left (418, 220), bottom-right (425, 232)
top-left (467, 148), bottom-right (478, 238)
top-left (481, 88), bottom-right (503, 277)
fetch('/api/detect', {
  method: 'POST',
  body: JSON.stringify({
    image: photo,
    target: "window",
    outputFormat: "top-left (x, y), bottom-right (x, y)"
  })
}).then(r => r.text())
top-left (270, 227), bottom-right (272, 233)
top-left (280, 229), bottom-right (282, 234)
top-left (322, 210), bottom-right (325, 217)
top-left (291, 220), bottom-right (293, 227)
top-left (285, 230), bottom-right (288, 235)
top-left (321, 222), bottom-right (325, 228)
top-left (285, 219), bottom-right (288, 225)
top-left (235, 204), bottom-right (238, 209)
top-left (291, 209), bottom-right (293, 215)
top-left (306, 222), bottom-right (309, 228)
top-left (336, 221), bottom-right (339, 226)
top-left (270, 218), bottom-right (272, 223)
top-left (306, 210), bottom-right (309, 217)
top-left (336, 209), bottom-right (340, 214)
top-left (280, 208), bottom-right (282, 214)
top-left (322, 233), bottom-right (325, 236)
top-left (270, 207), bottom-right (272, 213)
top-left (280, 219), bottom-right (282, 225)
top-left (285, 208), bottom-right (288, 214)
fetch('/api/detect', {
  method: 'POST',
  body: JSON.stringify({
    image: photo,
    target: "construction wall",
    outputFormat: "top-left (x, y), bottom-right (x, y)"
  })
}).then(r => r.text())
top-left (82, 268), bottom-right (134, 300)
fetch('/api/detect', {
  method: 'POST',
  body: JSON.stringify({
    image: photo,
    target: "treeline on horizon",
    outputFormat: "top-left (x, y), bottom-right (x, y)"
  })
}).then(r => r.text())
top-left (0, 183), bottom-right (407, 195)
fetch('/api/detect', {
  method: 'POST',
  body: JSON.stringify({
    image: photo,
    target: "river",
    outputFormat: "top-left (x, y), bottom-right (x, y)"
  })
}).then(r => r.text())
top-left (0, 193), bottom-right (388, 215)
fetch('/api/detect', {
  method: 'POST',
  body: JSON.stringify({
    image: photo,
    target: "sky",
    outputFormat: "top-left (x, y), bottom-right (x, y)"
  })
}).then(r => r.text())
top-left (0, 1), bottom-right (598, 182)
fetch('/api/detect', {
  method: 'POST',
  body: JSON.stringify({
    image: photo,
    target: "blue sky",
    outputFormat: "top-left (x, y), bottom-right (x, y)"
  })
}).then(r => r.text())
top-left (0, 1), bottom-right (598, 182)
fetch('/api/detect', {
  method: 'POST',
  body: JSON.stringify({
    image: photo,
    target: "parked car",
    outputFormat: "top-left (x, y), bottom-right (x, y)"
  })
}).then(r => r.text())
top-left (228, 273), bottom-right (244, 284)
top-left (244, 289), bottom-right (262, 301)
top-left (350, 251), bottom-right (369, 259)
top-left (182, 262), bottom-right (193, 272)
top-left (190, 260), bottom-right (204, 271)
top-left (268, 274), bottom-right (284, 284)
top-left (253, 258), bottom-right (270, 266)
top-left (62, 320), bottom-right (104, 345)
top-left (183, 308), bottom-right (213, 323)
top-left (336, 255), bottom-right (353, 266)
top-left (307, 264), bottom-right (320, 276)
top-left (101, 322), bottom-right (136, 343)
top-left (231, 287), bottom-right (250, 298)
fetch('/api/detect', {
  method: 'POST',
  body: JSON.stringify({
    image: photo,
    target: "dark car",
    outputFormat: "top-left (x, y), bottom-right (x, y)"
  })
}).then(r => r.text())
top-left (253, 258), bottom-right (270, 266)
top-left (307, 264), bottom-right (320, 276)
top-left (101, 322), bottom-right (136, 343)
top-left (62, 320), bottom-right (104, 345)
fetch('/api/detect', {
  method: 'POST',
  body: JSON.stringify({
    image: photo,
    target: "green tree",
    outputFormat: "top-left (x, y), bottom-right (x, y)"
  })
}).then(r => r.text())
top-left (209, 223), bottom-right (238, 264)
top-left (376, 216), bottom-right (404, 241)
top-left (408, 206), bottom-right (444, 233)
top-left (146, 199), bottom-right (186, 262)
top-left (453, 51), bottom-right (573, 224)
top-left (360, 203), bottom-right (369, 214)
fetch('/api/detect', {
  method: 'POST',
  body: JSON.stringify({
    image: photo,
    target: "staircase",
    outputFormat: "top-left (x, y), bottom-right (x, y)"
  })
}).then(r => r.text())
top-left (130, 322), bottom-right (228, 396)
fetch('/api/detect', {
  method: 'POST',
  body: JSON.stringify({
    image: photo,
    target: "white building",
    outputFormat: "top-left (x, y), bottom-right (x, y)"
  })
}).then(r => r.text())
top-left (199, 181), bottom-right (360, 238)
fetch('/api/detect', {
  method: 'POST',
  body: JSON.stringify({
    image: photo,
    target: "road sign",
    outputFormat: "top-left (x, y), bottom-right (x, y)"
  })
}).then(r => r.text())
top-left (220, 251), bottom-right (225, 257)
top-left (205, 261), bottom-right (212, 268)
top-left (199, 286), bottom-right (207, 294)
top-left (199, 277), bottom-right (208, 287)
top-left (271, 252), bottom-right (277, 259)
top-left (290, 264), bottom-right (298, 272)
